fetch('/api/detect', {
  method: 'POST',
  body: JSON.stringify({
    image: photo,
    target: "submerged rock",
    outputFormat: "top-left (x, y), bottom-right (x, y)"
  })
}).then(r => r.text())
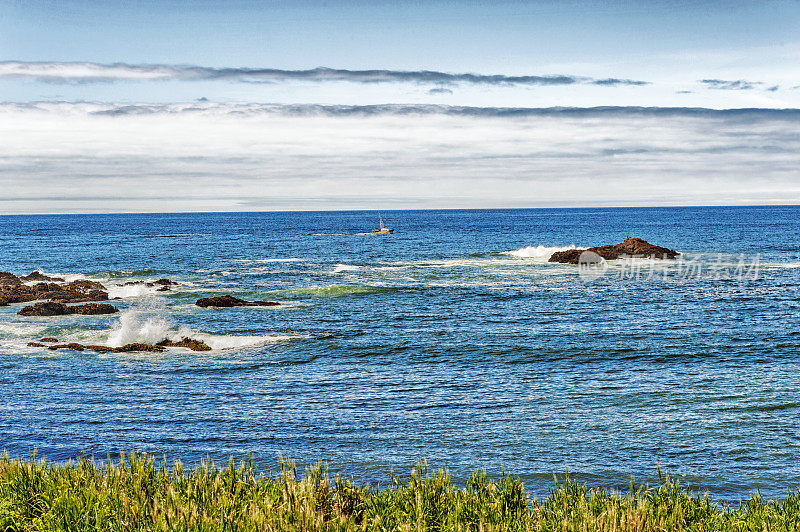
top-left (548, 237), bottom-right (679, 264)
top-left (17, 302), bottom-right (118, 316)
top-left (195, 294), bottom-right (280, 308)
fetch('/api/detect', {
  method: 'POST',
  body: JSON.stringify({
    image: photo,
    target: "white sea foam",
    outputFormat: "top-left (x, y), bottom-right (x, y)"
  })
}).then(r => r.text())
top-left (107, 283), bottom-right (160, 299)
top-left (503, 245), bottom-right (579, 261)
top-left (332, 264), bottom-right (360, 273)
top-left (193, 333), bottom-right (294, 350)
top-left (107, 311), bottom-right (172, 347)
top-left (0, 321), bottom-right (50, 338)
top-left (254, 258), bottom-right (305, 263)
top-left (105, 310), bottom-right (293, 350)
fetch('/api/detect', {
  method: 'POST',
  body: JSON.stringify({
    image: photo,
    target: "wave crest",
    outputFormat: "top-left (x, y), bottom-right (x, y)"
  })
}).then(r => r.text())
top-left (503, 245), bottom-right (579, 261)
top-left (106, 310), bottom-right (291, 350)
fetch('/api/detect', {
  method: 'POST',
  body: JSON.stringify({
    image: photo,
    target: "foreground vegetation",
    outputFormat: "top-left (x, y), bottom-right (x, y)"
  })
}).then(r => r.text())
top-left (2, 453), bottom-right (800, 531)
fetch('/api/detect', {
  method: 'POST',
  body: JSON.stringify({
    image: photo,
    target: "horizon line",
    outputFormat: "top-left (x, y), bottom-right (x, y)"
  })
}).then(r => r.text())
top-left (2, 203), bottom-right (799, 217)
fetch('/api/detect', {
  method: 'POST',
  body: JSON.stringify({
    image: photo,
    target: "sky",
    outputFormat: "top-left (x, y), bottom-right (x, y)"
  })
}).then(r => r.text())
top-left (1, 0), bottom-right (799, 213)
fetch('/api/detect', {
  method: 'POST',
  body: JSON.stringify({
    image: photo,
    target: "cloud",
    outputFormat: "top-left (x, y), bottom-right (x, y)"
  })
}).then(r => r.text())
top-left (427, 88), bottom-right (454, 95)
top-left (699, 79), bottom-right (765, 90)
top-left (55, 102), bottom-right (797, 120)
top-left (592, 78), bottom-right (649, 86)
top-left (1, 101), bottom-right (798, 213)
top-left (0, 61), bottom-right (650, 88)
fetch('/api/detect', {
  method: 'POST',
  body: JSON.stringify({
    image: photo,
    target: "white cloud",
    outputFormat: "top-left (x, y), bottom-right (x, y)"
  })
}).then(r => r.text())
top-left (0, 61), bottom-right (648, 87)
top-left (0, 102), bottom-right (798, 213)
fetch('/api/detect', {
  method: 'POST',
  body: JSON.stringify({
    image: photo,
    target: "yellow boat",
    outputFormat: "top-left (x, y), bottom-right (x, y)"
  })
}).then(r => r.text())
top-left (371, 215), bottom-right (394, 235)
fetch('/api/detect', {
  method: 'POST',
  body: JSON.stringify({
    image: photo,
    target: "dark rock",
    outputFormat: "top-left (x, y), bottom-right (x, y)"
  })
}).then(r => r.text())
top-left (68, 279), bottom-right (106, 291)
top-left (40, 337), bottom-right (59, 343)
top-left (85, 345), bottom-right (114, 353)
top-left (195, 294), bottom-right (280, 308)
top-left (0, 272), bottom-right (21, 286)
top-left (48, 343), bottom-right (86, 351)
top-left (46, 342), bottom-right (166, 353)
top-left (0, 293), bottom-right (37, 306)
top-left (157, 286), bottom-right (170, 292)
top-left (39, 335), bottom-right (209, 353)
top-left (20, 271), bottom-right (65, 283)
top-left (1, 277), bottom-right (109, 305)
top-left (18, 302), bottom-right (69, 316)
top-left (154, 279), bottom-right (174, 286)
top-left (18, 301), bottom-right (117, 316)
top-left (157, 337), bottom-right (212, 351)
top-left (549, 237), bottom-right (679, 264)
top-left (113, 343), bottom-right (166, 353)
top-left (67, 303), bottom-right (118, 315)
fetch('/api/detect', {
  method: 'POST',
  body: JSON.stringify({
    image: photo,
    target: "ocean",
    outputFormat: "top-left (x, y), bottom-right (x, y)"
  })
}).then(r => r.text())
top-left (1, 206), bottom-right (799, 501)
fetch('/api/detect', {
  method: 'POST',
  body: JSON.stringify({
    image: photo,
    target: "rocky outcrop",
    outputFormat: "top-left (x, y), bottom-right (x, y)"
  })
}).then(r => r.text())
top-left (195, 294), bottom-right (280, 308)
top-left (1, 278), bottom-right (109, 306)
top-left (20, 271), bottom-right (65, 283)
top-left (121, 278), bottom-right (175, 287)
top-left (38, 337), bottom-right (212, 353)
top-left (549, 237), bottom-right (679, 264)
top-left (0, 272), bottom-right (22, 286)
top-left (17, 302), bottom-right (118, 316)
top-left (157, 337), bottom-right (212, 351)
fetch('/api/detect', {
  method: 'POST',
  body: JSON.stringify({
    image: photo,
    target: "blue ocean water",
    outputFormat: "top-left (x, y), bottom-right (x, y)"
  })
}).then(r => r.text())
top-left (1, 207), bottom-right (799, 501)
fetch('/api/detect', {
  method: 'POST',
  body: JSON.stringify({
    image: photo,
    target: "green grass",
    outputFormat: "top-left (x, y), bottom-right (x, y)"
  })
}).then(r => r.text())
top-left (2, 452), bottom-right (800, 531)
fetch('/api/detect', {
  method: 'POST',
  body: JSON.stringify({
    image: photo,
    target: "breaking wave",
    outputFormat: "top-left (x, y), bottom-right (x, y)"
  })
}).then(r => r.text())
top-left (503, 245), bottom-right (579, 261)
top-left (107, 284), bottom-right (161, 299)
top-left (106, 310), bottom-right (292, 350)
top-left (332, 264), bottom-right (361, 273)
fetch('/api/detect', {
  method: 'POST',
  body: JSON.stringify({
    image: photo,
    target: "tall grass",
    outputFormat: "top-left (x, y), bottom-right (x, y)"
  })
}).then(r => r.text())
top-left (2, 452), bottom-right (800, 531)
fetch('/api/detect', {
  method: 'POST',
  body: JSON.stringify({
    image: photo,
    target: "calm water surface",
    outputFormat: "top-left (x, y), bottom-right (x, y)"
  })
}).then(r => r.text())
top-left (1, 207), bottom-right (799, 501)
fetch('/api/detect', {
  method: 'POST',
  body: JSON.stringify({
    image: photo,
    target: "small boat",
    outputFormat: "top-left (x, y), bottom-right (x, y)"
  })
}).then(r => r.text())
top-left (371, 215), bottom-right (394, 235)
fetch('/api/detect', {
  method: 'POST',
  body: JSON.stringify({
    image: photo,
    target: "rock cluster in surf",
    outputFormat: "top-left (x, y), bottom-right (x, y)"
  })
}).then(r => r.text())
top-left (548, 237), bottom-right (679, 264)
top-left (121, 279), bottom-right (175, 292)
top-left (195, 294), bottom-right (280, 308)
top-left (27, 336), bottom-right (212, 353)
top-left (1, 272), bottom-right (110, 306)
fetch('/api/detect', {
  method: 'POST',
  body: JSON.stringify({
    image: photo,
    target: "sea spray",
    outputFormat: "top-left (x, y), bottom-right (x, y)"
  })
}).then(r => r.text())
top-left (503, 244), bottom-right (580, 261)
top-left (106, 310), bottom-right (173, 347)
top-left (105, 309), bottom-right (294, 350)
top-left (107, 283), bottom-right (161, 299)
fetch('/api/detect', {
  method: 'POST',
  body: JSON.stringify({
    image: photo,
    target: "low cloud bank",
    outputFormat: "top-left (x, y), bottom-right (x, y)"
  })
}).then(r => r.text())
top-left (0, 102), bottom-right (798, 213)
